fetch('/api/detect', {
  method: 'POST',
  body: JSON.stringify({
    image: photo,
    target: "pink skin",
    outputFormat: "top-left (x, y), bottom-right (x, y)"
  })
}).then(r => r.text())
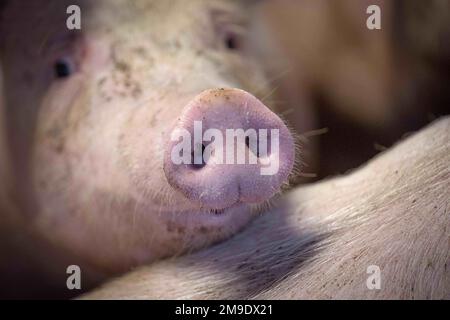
top-left (0, 0), bottom-right (296, 273)
top-left (164, 88), bottom-right (295, 210)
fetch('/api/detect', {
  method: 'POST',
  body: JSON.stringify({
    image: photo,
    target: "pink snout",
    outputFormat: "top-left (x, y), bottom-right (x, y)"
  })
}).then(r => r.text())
top-left (164, 88), bottom-right (295, 210)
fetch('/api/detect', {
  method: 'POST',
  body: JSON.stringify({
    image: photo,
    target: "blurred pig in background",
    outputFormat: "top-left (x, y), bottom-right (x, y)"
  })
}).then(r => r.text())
top-left (252, 0), bottom-right (450, 177)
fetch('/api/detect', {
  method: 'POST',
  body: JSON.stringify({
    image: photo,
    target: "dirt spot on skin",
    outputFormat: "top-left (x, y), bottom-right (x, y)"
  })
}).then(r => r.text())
top-left (166, 222), bottom-right (176, 233)
top-left (198, 226), bottom-right (209, 234)
top-left (166, 221), bottom-right (186, 235)
top-left (132, 86), bottom-right (142, 99)
top-left (55, 142), bottom-right (65, 154)
top-left (150, 110), bottom-right (160, 127)
top-left (45, 124), bottom-right (67, 154)
top-left (133, 46), bottom-right (148, 58)
top-left (98, 77), bottom-right (107, 87)
top-left (176, 226), bottom-right (186, 234)
top-left (115, 60), bottom-right (130, 73)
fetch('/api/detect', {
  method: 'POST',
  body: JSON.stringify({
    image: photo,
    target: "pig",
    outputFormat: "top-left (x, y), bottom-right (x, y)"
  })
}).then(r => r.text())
top-left (254, 0), bottom-right (450, 178)
top-left (0, 0), bottom-right (299, 297)
top-left (84, 117), bottom-right (450, 299)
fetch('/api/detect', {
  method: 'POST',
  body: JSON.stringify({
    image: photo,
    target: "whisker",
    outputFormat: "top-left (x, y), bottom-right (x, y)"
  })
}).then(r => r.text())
top-left (260, 85), bottom-right (279, 103)
top-left (301, 127), bottom-right (329, 139)
top-left (254, 67), bottom-right (293, 96)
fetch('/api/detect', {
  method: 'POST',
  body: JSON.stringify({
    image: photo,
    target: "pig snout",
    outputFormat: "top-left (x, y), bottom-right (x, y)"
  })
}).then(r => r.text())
top-left (164, 88), bottom-right (295, 210)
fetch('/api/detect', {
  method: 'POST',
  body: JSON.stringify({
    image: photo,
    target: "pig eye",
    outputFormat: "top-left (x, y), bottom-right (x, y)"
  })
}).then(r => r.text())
top-left (54, 58), bottom-right (75, 79)
top-left (224, 32), bottom-right (240, 50)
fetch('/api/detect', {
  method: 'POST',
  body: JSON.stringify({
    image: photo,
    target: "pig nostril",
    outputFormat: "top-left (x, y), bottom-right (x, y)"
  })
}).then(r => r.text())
top-left (210, 208), bottom-right (225, 215)
top-left (245, 136), bottom-right (261, 158)
top-left (190, 144), bottom-right (207, 170)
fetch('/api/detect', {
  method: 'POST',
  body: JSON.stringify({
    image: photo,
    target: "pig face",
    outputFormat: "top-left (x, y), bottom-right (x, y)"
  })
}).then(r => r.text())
top-left (0, 0), bottom-right (295, 272)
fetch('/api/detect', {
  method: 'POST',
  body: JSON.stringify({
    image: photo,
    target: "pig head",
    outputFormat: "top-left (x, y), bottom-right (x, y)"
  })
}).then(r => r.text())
top-left (0, 0), bottom-right (296, 273)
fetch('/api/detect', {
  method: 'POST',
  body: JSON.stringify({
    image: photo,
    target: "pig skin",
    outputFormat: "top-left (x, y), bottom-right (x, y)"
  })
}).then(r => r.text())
top-left (84, 117), bottom-right (450, 299)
